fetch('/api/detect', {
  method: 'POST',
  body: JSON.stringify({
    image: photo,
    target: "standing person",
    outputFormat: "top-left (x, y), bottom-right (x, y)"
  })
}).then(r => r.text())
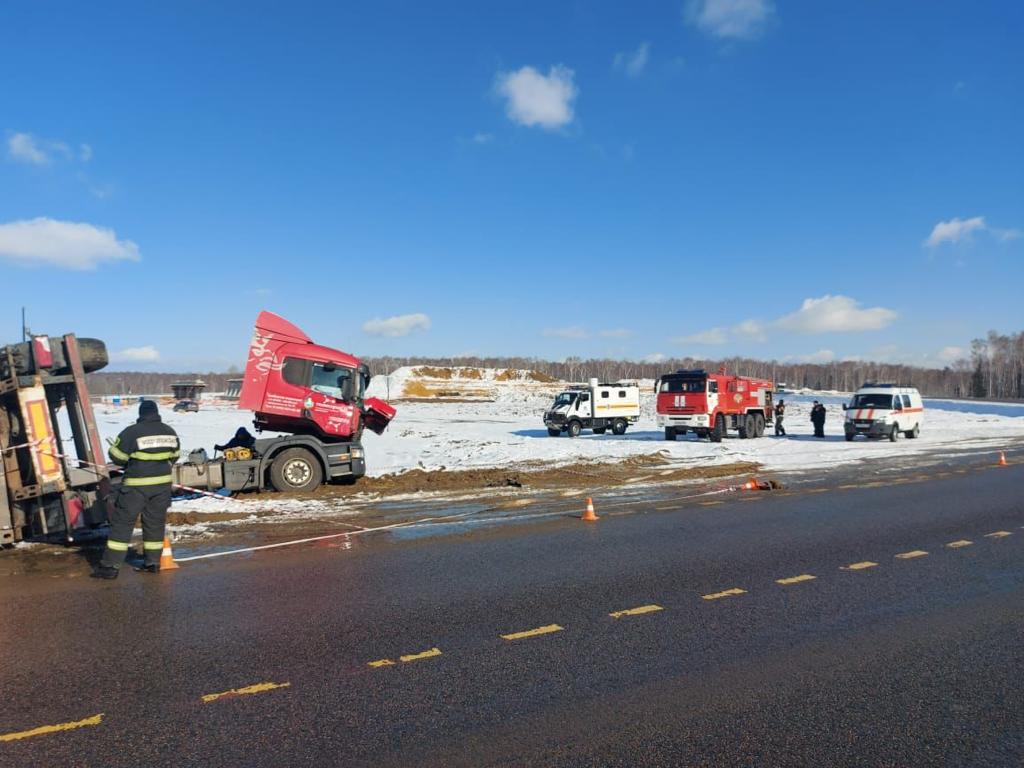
top-left (93, 400), bottom-right (180, 579)
top-left (774, 399), bottom-right (787, 436)
top-left (811, 401), bottom-right (826, 438)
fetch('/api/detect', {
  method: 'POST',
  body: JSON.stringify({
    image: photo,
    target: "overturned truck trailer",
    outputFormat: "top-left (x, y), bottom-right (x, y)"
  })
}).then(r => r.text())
top-left (1, 334), bottom-right (111, 545)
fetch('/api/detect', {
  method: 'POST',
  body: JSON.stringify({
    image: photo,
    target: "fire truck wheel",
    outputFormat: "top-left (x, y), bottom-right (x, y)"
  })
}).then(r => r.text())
top-left (269, 448), bottom-right (323, 492)
top-left (547, 427), bottom-right (562, 437)
top-left (710, 415), bottom-right (725, 442)
top-left (754, 413), bottom-right (765, 437)
top-left (664, 427), bottom-right (677, 441)
top-left (889, 424), bottom-right (899, 442)
top-left (567, 421), bottom-right (582, 438)
top-left (612, 418), bottom-right (628, 435)
top-left (738, 414), bottom-right (755, 439)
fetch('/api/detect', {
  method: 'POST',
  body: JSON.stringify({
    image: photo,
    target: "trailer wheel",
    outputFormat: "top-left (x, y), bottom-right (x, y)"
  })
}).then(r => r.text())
top-left (269, 448), bottom-right (323, 492)
top-left (567, 421), bottom-right (582, 438)
top-left (547, 427), bottom-right (562, 437)
top-left (612, 418), bottom-right (628, 435)
top-left (77, 338), bottom-right (109, 374)
top-left (754, 413), bottom-right (765, 437)
top-left (664, 427), bottom-right (677, 441)
top-left (710, 415), bottom-right (726, 443)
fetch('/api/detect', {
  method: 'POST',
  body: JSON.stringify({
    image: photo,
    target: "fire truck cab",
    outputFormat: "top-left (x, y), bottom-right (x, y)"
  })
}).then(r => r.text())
top-left (656, 369), bottom-right (774, 443)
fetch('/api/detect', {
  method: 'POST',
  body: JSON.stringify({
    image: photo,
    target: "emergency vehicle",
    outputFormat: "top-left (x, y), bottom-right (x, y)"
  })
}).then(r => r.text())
top-left (843, 384), bottom-right (924, 441)
top-left (656, 369), bottom-right (774, 442)
top-left (544, 379), bottom-right (641, 437)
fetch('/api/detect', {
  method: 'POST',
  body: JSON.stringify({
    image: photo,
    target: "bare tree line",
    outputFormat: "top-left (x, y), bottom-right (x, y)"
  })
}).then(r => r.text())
top-left (85, 329), bottom-right (1023, 401)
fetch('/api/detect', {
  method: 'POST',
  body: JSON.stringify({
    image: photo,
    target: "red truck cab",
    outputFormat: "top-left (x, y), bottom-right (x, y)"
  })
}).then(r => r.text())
top-left (239, 311), bottom-right (395, 441)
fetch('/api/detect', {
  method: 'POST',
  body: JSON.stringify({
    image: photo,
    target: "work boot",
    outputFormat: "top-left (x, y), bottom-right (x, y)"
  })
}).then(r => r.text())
top-left (135, 562), bottom-right (160, 574)
top-left (91, 565), bottom-right (119, 580)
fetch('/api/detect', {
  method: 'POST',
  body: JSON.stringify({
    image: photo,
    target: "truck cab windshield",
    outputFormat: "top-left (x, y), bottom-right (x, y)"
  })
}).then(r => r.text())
top-left (850, 393), bottom-right (895, 409)
top-left (553, 392), bottom-right (577, 407)
top-left (660, 378), bottom-right (706, 394)
top-left (311, 363), bottom-right (353, 400)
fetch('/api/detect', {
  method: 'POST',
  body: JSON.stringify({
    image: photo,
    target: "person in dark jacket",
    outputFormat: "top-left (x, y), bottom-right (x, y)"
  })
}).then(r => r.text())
top-left (774, 400), bottom-right (786, 436)
top-left (94, 400), bottom-right (180, 579)
top-left (811, 401), bottom-right (826, 438)
top-left (215, 427), bottom-right (255, 453)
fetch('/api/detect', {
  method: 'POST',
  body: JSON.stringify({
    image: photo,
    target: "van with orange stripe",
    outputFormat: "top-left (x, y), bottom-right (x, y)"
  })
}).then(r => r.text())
top-left (843, 384), bottom-right (924, 442)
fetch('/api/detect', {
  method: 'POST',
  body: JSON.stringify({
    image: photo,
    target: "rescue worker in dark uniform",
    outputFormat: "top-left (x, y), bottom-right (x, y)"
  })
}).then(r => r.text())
top-left (93, 400), bottom-right (180, 579)
top-left (214, 427), bottom-right (256, 453)
top-left (774, 399), bottom-right (786, 436)
top-left (811, 401), bottom-right (827, 438)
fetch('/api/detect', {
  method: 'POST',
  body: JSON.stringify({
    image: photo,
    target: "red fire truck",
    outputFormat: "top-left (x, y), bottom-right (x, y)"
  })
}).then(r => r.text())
top-left (656, 369), bottom-right (774, 442)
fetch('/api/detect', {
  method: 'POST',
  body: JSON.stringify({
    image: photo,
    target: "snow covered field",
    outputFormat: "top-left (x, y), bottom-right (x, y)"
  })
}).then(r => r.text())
top-left (91, 381), bottom-right (1024, 482)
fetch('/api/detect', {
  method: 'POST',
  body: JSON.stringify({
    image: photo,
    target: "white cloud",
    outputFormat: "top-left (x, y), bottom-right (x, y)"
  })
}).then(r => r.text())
top-left (643, 352), bottom-right (667, 364)
top-left (79, 143), bottom-right (92, 162)
top-left (613, 42), bottom-right (650, 77)
top-left (8, 133), bottom-right (50, 164)
top-left (673, 327), bottom-right (729, 345)
top-left (111, 345), bottom-right (160, 363)
top-left (732, 319), bottom-right (767, 341)
top-left (925, 216), bottom-right (986, 247)
top-left (803, 349), bottom-right (835, 363)
top-left (937, 346), bottom-right (965, 363)
top-left (599, 328), bottom-right (632, 339)
top-left (775, 295), bottom-right (897, 334)
top-left (362, 313), bottom-right (431, 338)
top-left (993, 227), bottom-right (1022, 242)
top-left (542, 326), bottom-right (589, 340)
top-left (496, 65), bottom-right (577, 130)
top-left (471, 132), bottom-right (493, 144)
top-left (686, 0), bottom-right (775, 40)
top-left (0, 218), bottom-right (140, 270)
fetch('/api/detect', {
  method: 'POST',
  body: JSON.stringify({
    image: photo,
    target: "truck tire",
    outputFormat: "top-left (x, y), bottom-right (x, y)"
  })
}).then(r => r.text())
top-left (77, 338), bottom-right (109, 374)
top-left (905, 424), bottom-right (919, 439)
top-left (754, 413), bottom-right (765, 437)
top-left (269, 447), bottom-right (323, 493)
top-left (738, 414), bottom-right (755, 439)
top-left (547, 427), bottom-right (561, 437)
top-left (710, 414), bottom-right (726, 443)
top-left (664, 427), bottom-right (677, 441)
top-left (567, 421), bottom-right (582, 438)
top-left (889, 424), bottom-right (899, 442)
top-left (612, 418), bottom-right (627, 435)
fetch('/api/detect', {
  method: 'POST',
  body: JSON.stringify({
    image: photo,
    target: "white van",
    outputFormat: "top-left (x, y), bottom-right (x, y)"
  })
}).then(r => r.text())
top-left (843, 384), bottom-right (924, 442)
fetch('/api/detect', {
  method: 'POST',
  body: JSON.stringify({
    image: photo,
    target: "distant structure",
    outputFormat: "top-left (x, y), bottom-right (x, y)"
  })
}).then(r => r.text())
top-left (170, 379), bottom-right (207, 402)
top-left (224, 378), bottom-right (243, 400)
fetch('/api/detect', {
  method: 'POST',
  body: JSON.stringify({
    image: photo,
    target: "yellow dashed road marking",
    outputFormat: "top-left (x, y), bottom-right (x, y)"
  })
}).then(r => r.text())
top-left (985, 531), bottom-right (1012, 538)
top-left (702, 588), bottom-right (747, 601)
top-left (399, 647), bottom-right (442, 663)
top-left (895, 550), bottom-right (929, 559)
top-left (699, 500), bottom-right (724, 507)
top-left (776, 574), bottom-right (816, 585)
top-left (838, 484), bottom-right (859, 490)
top-left (842, 561), bottom-right (878, 570)
top-left (946, 540), bottom-right (973, 549)
top-left (368, 658), bottom-right (396, 668)
top-left (1, 714), bottom-right (103, 742)
top-left (201, 681), bottom-right (290, 703)
top-left (609, 604), bottom-right (664, 619)
top-left (501, 624), bottom-right (564, 641)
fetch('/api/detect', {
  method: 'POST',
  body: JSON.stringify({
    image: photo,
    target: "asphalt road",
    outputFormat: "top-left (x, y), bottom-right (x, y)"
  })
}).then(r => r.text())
top-left (2, 460), bottom-right (1022, 767)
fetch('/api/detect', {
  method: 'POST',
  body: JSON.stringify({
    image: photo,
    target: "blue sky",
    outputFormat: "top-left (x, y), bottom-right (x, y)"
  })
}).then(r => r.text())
top-left (1, 1), bottom-right (1021, 371)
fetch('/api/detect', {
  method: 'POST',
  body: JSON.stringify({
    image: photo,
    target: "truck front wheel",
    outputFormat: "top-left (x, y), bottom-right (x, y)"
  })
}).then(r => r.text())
top-left (547, 427), bottom-right (562, 437)
top-left (567, 421), bottom-right (582, 438)
top-left (269, 448), bottom-right (324, 493)
top-left (612, 418), bottom-right (628, 435)
top-left (711, 415), bottom-right (726, 443)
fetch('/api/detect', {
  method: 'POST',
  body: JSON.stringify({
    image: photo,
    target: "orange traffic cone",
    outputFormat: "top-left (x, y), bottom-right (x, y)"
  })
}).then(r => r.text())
top-left (159, 536), bottom-right (180, 571)
top-left (998, 451), bottom-right (1008, 466)
top-left (743, 478), bottom-right (759, 490)
top-left (581, 497), bottom-right (599, 522)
